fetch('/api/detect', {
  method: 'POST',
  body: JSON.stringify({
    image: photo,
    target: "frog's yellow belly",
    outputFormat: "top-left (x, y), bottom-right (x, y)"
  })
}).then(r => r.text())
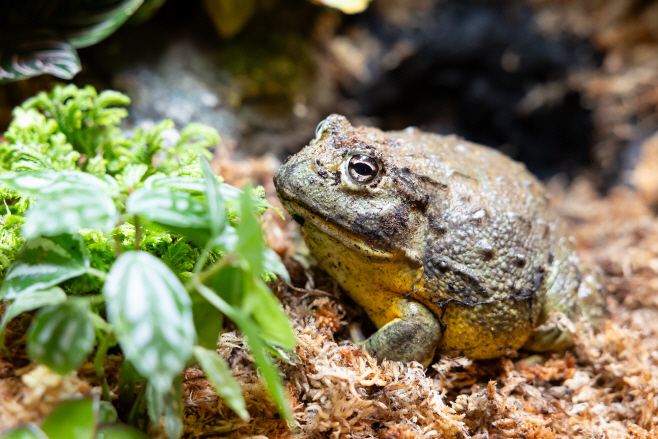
top-left (421, 298), bottom-right (535, 358)
top-left (302, 218), bottom-right (535, 359)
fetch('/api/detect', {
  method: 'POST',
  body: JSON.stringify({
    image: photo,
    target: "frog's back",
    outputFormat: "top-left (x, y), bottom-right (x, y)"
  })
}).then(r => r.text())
top-left (383, 128), bottom-right (568, 357)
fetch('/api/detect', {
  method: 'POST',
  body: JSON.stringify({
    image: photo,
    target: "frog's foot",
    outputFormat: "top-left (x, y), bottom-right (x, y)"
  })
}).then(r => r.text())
top-left (363, 298), bottom-right (441, 367)
top-left (524, 262), bottom-right (606, 352)
top-left (523, 313), bottom-right (575, 352)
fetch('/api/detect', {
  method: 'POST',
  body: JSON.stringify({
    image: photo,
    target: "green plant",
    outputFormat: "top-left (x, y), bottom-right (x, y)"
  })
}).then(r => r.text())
top-left (0, 85), bottom-right (295, 438)
top-left (2, 398), bottom-right (151, 439)
top-left (0, 0), bottom-right (144, 83)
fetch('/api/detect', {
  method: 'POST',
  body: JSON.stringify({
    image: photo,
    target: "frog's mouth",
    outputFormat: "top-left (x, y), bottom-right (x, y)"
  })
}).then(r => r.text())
top-left (278, 195), bottom-right (397, 260)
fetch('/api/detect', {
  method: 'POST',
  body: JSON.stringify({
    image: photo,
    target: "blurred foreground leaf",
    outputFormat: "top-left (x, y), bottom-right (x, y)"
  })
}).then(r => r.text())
top-left (0, 0), bottom-right (144, 83)
top-left (41, 399), bottom-right (96, 439)
top-left (27, 300), bottom-right (96, 375)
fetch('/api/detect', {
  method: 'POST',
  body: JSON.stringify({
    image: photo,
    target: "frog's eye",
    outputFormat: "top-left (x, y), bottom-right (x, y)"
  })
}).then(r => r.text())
top-left (348, 155), bottom-right (379, 184)
top-left (315, 120), bottom-right (327, 139)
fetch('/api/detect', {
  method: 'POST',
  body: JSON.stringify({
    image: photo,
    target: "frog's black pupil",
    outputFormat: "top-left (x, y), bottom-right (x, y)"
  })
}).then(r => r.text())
top-left (354, 162), bottom-right (374, 176)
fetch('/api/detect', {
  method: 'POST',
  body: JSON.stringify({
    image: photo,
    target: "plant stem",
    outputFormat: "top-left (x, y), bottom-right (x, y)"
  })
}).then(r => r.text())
top-left (185, 253), bottom-right (236, 293)
top-left (128, 383), bottom-right (147, 426)
top-left (87, 268), bottom-right (107, 281)
top-left (94, 335), bottom-right (113, 402)
top-left (134, 215), bottom-right (142, 251)
top-left (113, 236), bottom-right (123, 257)
top-left (192, 241), bottom-right (213, 274)
top-left (86, 294), bottom-right (106, 306)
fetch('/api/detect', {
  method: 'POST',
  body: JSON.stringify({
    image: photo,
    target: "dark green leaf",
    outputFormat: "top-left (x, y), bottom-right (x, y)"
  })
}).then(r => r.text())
top-left (22, 189), bottom-right (119, 238)
top-left (103, 251), bottom-right (196, 394)
top-left (193, 346), bottom-right (248, 420)
top-left (200, 156), bottom-right (225, 238)
top-left (41, 398), bottom-right (96, 439)
top-left (209, 264), bottom-right (243, 306)
top-left (117, 359), bottom-right (140, 415)
top-left (235, 186), bottom-right (266, 275)
top-left (58, 0), bottom-right (145, 48)
top-left (0, 424), bottom-right (48, 439)
top-left (95, 425), bottom-right (151, 439)
top-left (0, 170), bottom-right (118, 198)
top-left (0, 287), bottom-right (67, 351)
top-left (191, 291), bottom-right (223, 350)
top-left (243, 275), bottom-right (295, 350)
top-left (237, 315), bottom-right (294, 426)
top-left (27, 300), bottom-right (96, 375)
top-left (0, 234), bottom-right (90, 300)
top-left (0, 38), bottom-right (80, 83)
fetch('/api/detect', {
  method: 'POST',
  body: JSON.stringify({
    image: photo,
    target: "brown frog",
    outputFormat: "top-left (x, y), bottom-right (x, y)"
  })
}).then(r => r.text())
top-left (274, 114), bottom-right (605, 365)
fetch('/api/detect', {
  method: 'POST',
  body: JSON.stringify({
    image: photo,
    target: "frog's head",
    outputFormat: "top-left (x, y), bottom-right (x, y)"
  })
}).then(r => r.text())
top-left (274, 114), bottom-right (432, 263)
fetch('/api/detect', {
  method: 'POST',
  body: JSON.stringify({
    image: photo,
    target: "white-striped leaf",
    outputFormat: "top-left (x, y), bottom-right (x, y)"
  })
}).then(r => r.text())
top-left (27, 300), bottom-right (96, 375)
top-left (103, 251), bottom-right (196, 394)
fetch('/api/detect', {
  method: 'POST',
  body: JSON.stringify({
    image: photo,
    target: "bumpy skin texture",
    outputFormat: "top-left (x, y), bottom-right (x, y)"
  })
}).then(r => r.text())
top-left (274, 114), bottom-right (605, 363)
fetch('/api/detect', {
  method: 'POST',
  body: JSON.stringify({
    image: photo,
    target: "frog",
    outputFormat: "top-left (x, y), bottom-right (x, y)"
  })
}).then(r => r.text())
top-left (273, 114), bottom-right (606, 366)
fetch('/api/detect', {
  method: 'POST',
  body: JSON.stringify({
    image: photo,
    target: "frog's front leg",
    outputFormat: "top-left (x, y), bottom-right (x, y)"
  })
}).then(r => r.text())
top-left (357, 294), bottom-right (442, 366)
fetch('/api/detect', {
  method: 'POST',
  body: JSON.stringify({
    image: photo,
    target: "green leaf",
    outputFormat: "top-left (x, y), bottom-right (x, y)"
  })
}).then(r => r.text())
top-left (144, 175), bottom-right (206, 192)
top-left (0, 424), bottom-right (48, 439)
top-left (235, 186), bottom-right (266, 275)
top-left (236, 313), bottom-right (294, 426)
top-left (58, 0), bottom-right (146, 48)
top-left (191, 291), bottom-right (224, 350)
top-left (126, 187), bottom-right (210, 240)
top-left (243, 276), bottom-right (296, 350)
top-left (263, 248), bottom-right (290, 283)
top-left (98, 401), bottom-right (119, 423)
top-left (0, 38), bottom-right (80, 83)
top-left (95, 425), bottom-right (151, 439)
top-left (194, 284), bottom-right (293, 424)
top-left (103, 251), bottom-right (196, 394)
top-left (144, 176), bottom-right (274, 214)
top-left (193, 346), bottom-right (248, 420)
top-left (200, 157), bottom-right (225, 238)
top-left (0, 234), bottom-right (90, 300)
top-left (145, 375), bottom-right (183, 439)
top-left (41, 399), bottom-right (96, 439)
top-left (27, 300), bottom-right (96, 375)
top-left (0, 287), bottom-right (67, 351)
top-left (163, 375), bottom-right (184, 439)
top-left (0, 170), bottom-right (118, 198)
top-left (22, 189), bottom-right (119, 238)
top-left (176, 123), bottom-right (218, 160)
top-left (211, 225), bottom-right (238, 252)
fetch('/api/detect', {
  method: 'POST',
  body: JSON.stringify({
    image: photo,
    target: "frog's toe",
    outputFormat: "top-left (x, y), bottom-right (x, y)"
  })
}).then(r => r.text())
top-left (523, 322), bottom-right (574, 352)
